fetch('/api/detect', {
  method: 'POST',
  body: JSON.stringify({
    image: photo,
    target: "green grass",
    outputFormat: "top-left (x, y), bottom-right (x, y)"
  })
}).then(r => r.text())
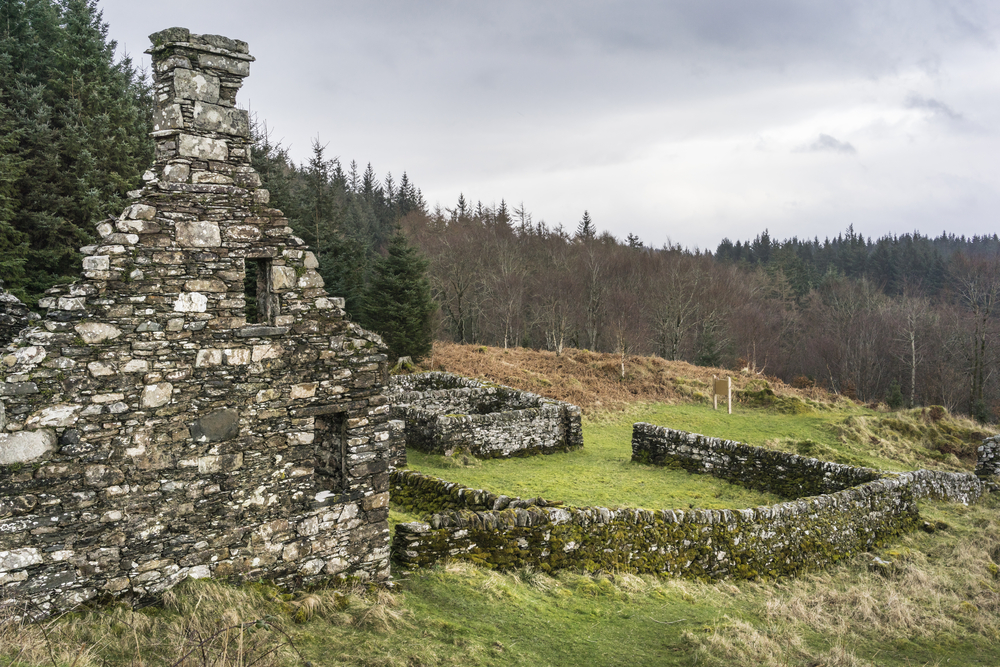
top-left (402, 406), bottom-right (786, 512)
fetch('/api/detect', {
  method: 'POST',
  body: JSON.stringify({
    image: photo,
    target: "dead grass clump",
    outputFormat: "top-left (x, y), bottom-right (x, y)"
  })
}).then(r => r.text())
top-left (687, 616), bottom-right (811, 667)
top-left (0, 578), bottom-right (411, 666)
top-left (836, 408), bottom-right (995, 470)
top-left (692, 495), bottom-right (1000, 665)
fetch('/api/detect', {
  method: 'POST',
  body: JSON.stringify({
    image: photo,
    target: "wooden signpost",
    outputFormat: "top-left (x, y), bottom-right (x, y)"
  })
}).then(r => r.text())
top-left (713, 375), bottom-right (732, 414)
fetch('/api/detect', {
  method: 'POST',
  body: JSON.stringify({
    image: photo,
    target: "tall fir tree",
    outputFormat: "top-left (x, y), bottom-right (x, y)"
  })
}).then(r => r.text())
top-left (576, 210), bottom-right (595, 241)
top-left (0, 0), bottom-right (152, 304)
top-left (362, 230), bottom-right (436, 362)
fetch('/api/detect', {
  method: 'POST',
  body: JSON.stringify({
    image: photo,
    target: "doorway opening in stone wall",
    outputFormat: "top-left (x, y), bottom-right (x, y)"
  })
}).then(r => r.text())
top-left (244, 258), bottom-right (274, 324)
top-left (315, 413), bottom-right (348, 493)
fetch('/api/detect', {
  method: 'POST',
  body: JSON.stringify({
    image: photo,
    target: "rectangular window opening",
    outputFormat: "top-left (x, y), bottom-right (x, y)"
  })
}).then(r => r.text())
top-left (314, 414), bottom-right (348, 493)
top-left (244, 258), bottom-right (274, 324)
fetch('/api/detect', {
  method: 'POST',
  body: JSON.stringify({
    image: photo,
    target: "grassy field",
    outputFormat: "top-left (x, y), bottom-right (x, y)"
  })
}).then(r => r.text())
top-left (402, 404), bottom-right (786, 511)
top-left (4, 344), bottom-right (999, 666)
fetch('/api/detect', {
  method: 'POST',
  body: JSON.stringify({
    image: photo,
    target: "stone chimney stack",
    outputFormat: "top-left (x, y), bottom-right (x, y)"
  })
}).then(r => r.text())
top-left (146, 28), bottom-right (259, 191)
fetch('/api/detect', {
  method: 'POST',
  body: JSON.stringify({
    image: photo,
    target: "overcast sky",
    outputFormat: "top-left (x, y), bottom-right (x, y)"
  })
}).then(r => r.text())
top-left (98, 0), bottom-right (1000, 251)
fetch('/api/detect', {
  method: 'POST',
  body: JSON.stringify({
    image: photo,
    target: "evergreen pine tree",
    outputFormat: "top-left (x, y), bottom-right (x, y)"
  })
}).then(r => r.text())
top-left (576, 210), bottom-right (595, 241)
top-left (0, 0), bottom-right (152, 304)
top-left (362, 230), bottom-right (436, 362)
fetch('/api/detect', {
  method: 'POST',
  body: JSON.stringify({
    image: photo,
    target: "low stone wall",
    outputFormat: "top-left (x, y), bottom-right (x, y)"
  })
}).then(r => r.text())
top-left (393, 477), bottom-right (920, 577)
top-left (391, 423), bottom-right (987, 579)
top-left (388, 373), bottom-right (583, 459)
top-left (631, 423), bottom-right (986, 505)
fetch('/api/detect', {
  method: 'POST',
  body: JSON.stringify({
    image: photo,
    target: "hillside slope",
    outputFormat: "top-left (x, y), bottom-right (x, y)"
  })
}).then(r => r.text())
top-left (417, 341), bottom-right (828, 413)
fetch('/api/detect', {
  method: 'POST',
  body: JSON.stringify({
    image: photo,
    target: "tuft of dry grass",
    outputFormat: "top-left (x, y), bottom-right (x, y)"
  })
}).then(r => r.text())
top-left (686, 493), bottom-right (1000, 664)
top-left (0, 578), bottom-right (409, 667)
top-left (834, 407), bottom-right (992, 469)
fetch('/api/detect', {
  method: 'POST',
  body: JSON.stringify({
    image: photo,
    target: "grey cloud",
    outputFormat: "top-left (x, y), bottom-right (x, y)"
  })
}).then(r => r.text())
top-left (800, 135), bottom-right (858, 155)
top-left (906, 93), bottom-right (963, 120)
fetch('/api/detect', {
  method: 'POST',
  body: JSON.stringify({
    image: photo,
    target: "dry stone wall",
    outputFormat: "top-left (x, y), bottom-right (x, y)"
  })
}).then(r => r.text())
top-left (388, 372), bottom-right (583, 459)
top-left (0, 28), bottom-right (391, 617)
top-left (391, 423), bottom-right (987, 579)
top-left (631, 423), bottom-right (986, 505)
top-left (976, 435), bottom-right (1000, 480)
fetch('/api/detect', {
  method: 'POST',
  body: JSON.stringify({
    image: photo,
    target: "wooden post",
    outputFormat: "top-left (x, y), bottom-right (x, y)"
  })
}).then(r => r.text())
top-left (713, 376), bottom-right (732, 414)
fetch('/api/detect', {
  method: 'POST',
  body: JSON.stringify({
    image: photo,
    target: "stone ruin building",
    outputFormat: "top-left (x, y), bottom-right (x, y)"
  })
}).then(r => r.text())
top-left (0, 28), bottom-right (393, 616)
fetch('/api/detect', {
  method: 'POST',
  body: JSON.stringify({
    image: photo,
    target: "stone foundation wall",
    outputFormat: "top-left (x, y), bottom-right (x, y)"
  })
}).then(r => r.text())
top-left (0, 29), bottom-right (391, 617)
top-left (388, 373), bottom-right (583, 459)
top-left (391, 424), bottom-right (987, 579)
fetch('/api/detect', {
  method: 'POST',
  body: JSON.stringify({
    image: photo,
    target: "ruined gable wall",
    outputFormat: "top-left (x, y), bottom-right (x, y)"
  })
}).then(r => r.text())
top-left (0, 29), bottom-right (390, 616)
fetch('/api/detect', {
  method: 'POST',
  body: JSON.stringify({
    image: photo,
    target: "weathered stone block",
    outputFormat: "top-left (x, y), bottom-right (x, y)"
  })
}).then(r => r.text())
top-left (82, 256), bottom-right (110, 271)
top-left (191, 171), bottom-right (234, 185)
top-left (223, 225), bottom-right (261, 241)
top-left (270, 266), bottom-right (297, 290)
top-left (176, 220), bottom-right (222, 247)
top-left (197, 452), bottom-right (243, 473)
top-left (198, 53), bottom-right (251, 76)
top-left (87, 361), bottom-right (116, 377)
top-left (141, 382), bottom-right (173, 408)
top-left (162, 162), bottom-right (190, 183)
top-left (174, 292), bottom-right (208, 312)
top-left (290, 383), bottom-right (317, 399)
top-left (0, 429), bottom-right (57, 464)
top-left (0, 548), bottom-right (42, 573)
top-left (126, 204), bottom-right (157, 220)
top-left (0, 382), bottom-right (39, 396)
top-left (192, 101), bottom-right (249, 136)
top-left (185, 278), bottom-right (227, 292)
top-left (25, 404), bottom-right (81, 428)
top-left (297, 270), bottom-right (324, 288)
top-left (177, 134), bottom-right (228, 162)
top-left (195, 349), bottom-right (223, 367)
top-left (153, 103), bottom-right (183, 132)
top-left (191, 408), bottom-right (240, 443)
top-left (122, 359), bottom-right (150, 373)
top-left (224, 348), bottom-right (251, 365)
top-left (75, 322), bottom-right (122, 344)
top-left (252, 343), bottom-right (283, 362)
top-left (173, 68), bottom-right (220, 102)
